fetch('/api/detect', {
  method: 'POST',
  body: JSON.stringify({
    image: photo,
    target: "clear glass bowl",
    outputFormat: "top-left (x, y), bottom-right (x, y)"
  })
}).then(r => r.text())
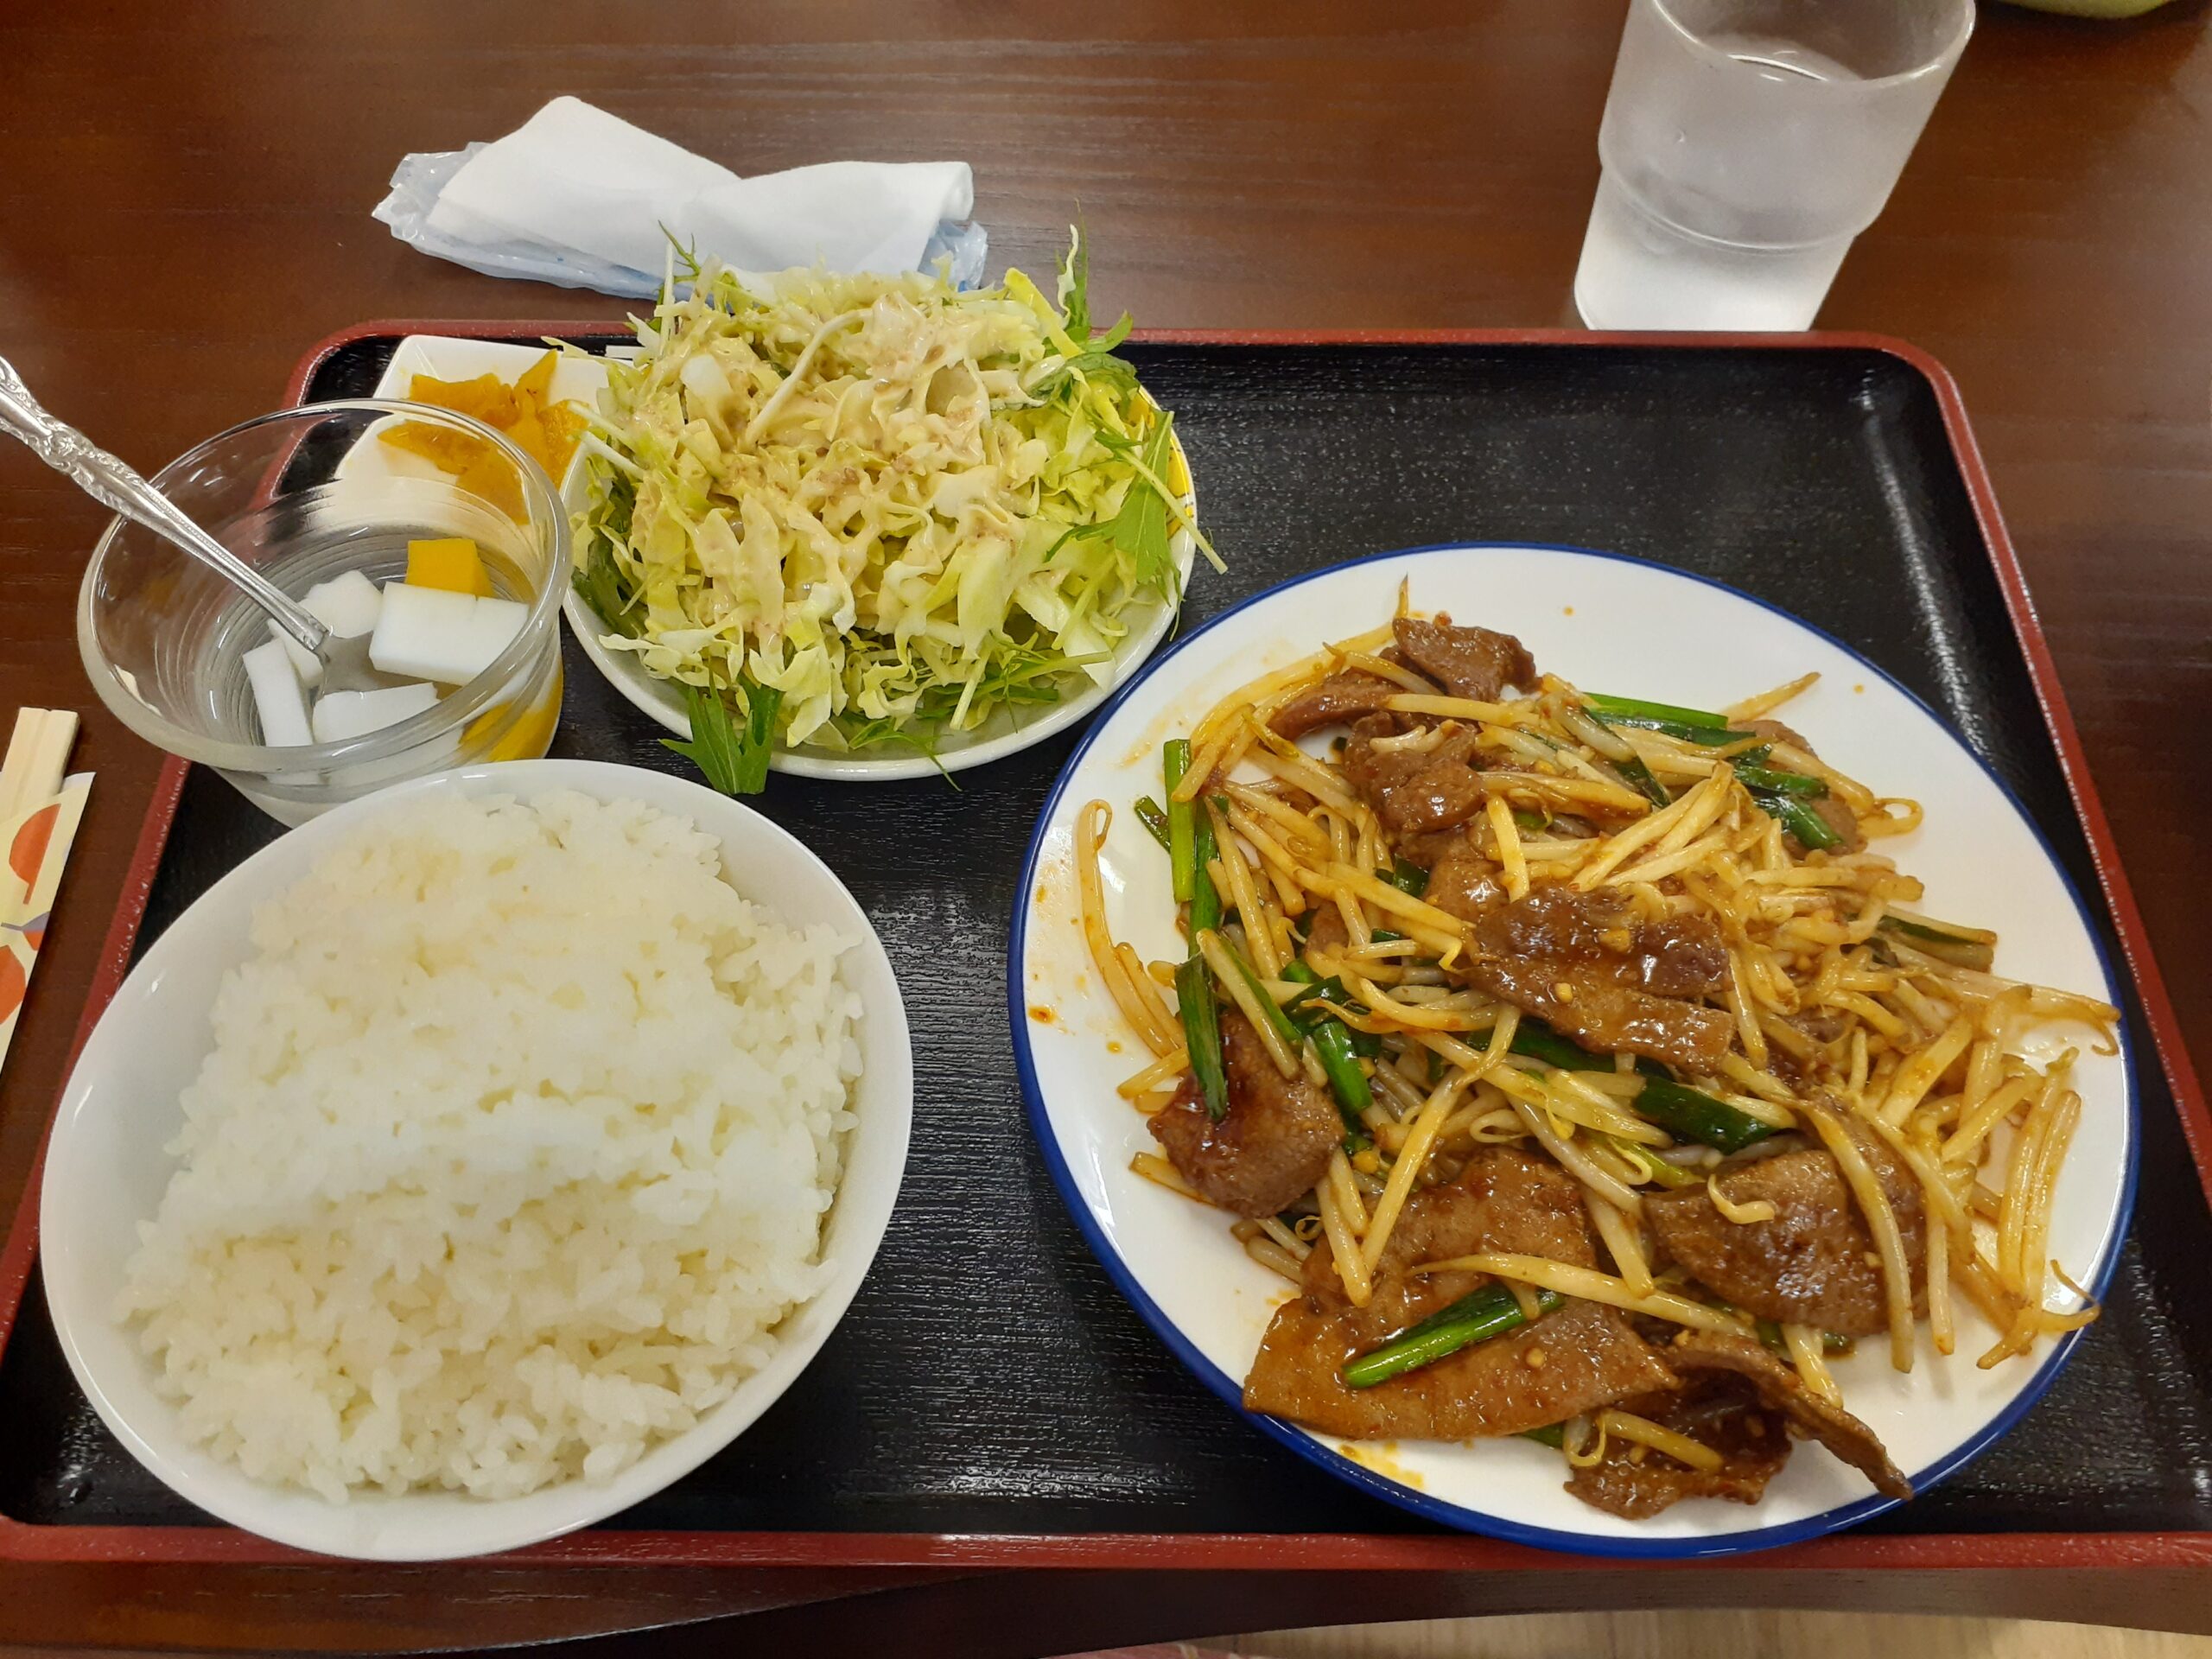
top-left (78, 400), bottom-right (569, 824)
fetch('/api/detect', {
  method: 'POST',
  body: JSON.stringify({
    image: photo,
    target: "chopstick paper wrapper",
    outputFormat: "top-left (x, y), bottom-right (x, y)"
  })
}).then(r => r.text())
top-left (0, 710), bottom-right (90, 1080)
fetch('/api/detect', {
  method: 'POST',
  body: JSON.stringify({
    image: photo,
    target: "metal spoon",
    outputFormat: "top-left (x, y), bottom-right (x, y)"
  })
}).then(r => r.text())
top-left (0, 354), bottom-right (384, 695)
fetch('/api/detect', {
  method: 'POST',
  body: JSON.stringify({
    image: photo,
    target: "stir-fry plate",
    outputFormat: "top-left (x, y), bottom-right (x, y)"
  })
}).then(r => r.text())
top-left (1012, 543), bottom-right (2136, 1557)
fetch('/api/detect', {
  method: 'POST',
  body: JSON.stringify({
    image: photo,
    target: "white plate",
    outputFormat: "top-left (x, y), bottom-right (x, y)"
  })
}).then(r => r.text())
top-left (557, 375), bottom-right (1198, 781)
top-left (1010, 543), bottom-right (2138, 1558)
top-left (40, 760), bottom-right (912, 1561)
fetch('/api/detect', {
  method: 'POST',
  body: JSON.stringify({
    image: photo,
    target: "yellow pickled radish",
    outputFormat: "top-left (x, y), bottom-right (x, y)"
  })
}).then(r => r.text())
top-left (405, 537), bottom-right (493, 596)
top-left (378, 353), bottom-right (588, 527)
top-left (466, 667), bottom-right (563, 762)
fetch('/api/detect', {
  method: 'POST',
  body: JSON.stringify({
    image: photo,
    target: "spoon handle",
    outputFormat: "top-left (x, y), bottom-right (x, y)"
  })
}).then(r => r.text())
top-left (0, 355), bottom-right (327, 654)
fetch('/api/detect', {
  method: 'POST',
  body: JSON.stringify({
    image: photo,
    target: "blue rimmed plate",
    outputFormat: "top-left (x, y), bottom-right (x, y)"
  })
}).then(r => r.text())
top-left (1009, 543), bottom-right (2135, 1558)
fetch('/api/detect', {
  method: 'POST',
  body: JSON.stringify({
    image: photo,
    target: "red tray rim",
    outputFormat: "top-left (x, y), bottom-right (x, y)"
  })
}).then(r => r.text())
top-left (0, 323), bottom-right (2202, 1573)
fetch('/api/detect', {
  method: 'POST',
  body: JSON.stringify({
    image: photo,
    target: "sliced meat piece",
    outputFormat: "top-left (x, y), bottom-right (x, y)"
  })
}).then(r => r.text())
top-left (1393, 826), bottom-right (1471, 869)
top-left (1394, 765), bottom-right (1484, 836)
top-left (1637, 917), bottom-right (1732, 998)
top-left (1298, 1145), bottom-right (1602, 1344)
top-left (1766, 1009), bottom-right (1851, 1089)
top-left (1743, 717), bottom-right (1809, 751)
top-left (1450, 1143), bottom-right (1602, 1268)
top-left (1300, 903), bottom-right (1351, 965)
top-left (1565, 1374), bottom-right (1793, 1519)
top-left (1339, 715), bottom-right (1486, 836)
top-left (1465, 954), bottom-right (1736, 1072)
top-left (1664, 1330), bottom-right (1912, 1500)
top-left (1149, 1008), bottom-right (1338, 1218)
top-left (1391, 616), bottom-right (1538, 703)
top-left (1243, 1147), bottom-right (1675, 1440)
top-left (1741, 718), bottom-right (1866, 855)
top-left (1785, 1008), bottom-right (1849, 1046)
top-left (1245, 1296), bottom-right (1677, 1442)
top-left (1768, 1046), bottom-right (1809, 1091)
top-left (1803, 792), bottom-right (1866, 854)
top-left (1271, 671), bottom-right (1406, 740)
top-left (1475, 886), bottom-right (1729, 1000)
top-left (1459, 884), bottom-right (1733, 1068)
top-left (1478, 883), bottom-right (1622, 962)
top-left (1420, 833), bottom-right (1506, 925)
top-left (1643, 1134), bottom-right (1926, 1338)
top-left (1297, 1198), bottom-right (1485, 1351)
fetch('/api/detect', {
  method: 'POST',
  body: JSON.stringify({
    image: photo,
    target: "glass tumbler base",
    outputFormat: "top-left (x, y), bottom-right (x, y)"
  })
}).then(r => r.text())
top-left (1573, 172), bottom-right (1853, 333)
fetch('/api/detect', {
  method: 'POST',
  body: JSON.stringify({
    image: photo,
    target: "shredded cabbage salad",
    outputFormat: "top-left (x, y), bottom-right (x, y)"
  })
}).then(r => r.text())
top-left (571, 232), bottom-right (1219, 764)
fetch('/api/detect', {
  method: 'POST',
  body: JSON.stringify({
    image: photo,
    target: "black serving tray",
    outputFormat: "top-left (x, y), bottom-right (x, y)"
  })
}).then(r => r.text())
top-left (3, 330), bottom-right (2208, 1560)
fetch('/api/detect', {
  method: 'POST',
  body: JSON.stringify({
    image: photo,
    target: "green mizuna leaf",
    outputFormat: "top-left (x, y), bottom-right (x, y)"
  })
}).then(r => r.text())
top-left (661, 665), bottom-right (782, 796)
top-left (1102, 413), bottom-right (1179, 589)
top-left (573, 475), bottom-right (643, 635)
top-left (575, 538), bottom-right (640, 638)
top-left (1057, 225), bottom-right (1095, 344)
top-left (1028, 348), bottom-right (1141, 399)
top-left (1028, 226), bottom-right (1138, 399)
top-left (1039, 406), bottom-right (1203, 594)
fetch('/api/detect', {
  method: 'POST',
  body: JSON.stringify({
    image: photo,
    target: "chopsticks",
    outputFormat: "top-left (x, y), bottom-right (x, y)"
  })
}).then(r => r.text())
top-left (0, 709), bottom-right (90, 1084)
top-left (0, 709), bottom-right (78, 822)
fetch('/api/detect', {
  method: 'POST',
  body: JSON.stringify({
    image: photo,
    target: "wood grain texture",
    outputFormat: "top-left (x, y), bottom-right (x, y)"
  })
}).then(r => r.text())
top-left (1237, 1611), bottom-right (2212, 1659)
top-left (0, 0), bottom-right (2207, 1650)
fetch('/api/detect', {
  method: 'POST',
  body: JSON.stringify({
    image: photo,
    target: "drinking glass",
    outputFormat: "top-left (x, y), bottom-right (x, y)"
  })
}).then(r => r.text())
top-left (78, 402), bottom-right (568, 824)
top-left (1573, 0), bottom-right (1974, 332)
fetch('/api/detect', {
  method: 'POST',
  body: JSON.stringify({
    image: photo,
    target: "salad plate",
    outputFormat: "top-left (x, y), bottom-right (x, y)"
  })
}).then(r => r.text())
top-left (558, 423), bottom-right (1196, 782)
top-left (554, 251), bottom-right (1205, 783)
top-left (1012, 542), bottom-right (2137, 1558)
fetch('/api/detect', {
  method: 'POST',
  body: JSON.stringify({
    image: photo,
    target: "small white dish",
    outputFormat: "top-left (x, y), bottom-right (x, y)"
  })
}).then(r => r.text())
top-left (1012, 542), bottom-right (2137, 1557)
top-left (350, 334), bottom-right (608, 497)
top-left (40, 759), bottom-right (912, 1561)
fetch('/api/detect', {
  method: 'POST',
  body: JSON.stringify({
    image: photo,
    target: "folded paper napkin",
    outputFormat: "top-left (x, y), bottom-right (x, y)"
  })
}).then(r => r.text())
top-left (373, 96), bottom-right (986, 297)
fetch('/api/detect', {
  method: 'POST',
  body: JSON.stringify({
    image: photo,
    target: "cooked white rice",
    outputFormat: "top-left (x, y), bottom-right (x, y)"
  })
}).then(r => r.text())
top-left (118, 789), bottom-right (861, 1503)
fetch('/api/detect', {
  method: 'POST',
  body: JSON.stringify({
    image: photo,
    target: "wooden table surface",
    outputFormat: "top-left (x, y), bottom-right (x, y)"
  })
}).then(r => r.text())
top-left (3, 2), bottom-right (2209, 1651)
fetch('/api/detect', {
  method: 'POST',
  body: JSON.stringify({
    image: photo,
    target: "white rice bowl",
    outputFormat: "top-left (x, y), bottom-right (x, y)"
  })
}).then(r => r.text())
top-left (115, 789), bottom-right (861, 1504)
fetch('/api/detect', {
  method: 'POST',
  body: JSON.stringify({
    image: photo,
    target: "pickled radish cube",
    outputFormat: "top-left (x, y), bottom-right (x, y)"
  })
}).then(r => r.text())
top-left (241, 638), bottom-right (312, 747)
top-left (308, 569), bottom-right (385, 635)
top-left (309, 682), bottom-right (440, 743)
top-left (270, 569), bottom-right (387, 685)
top-left (368, 583), bottom-right (527, 685)
top-left (404, 537), bottom-right (491, 595)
